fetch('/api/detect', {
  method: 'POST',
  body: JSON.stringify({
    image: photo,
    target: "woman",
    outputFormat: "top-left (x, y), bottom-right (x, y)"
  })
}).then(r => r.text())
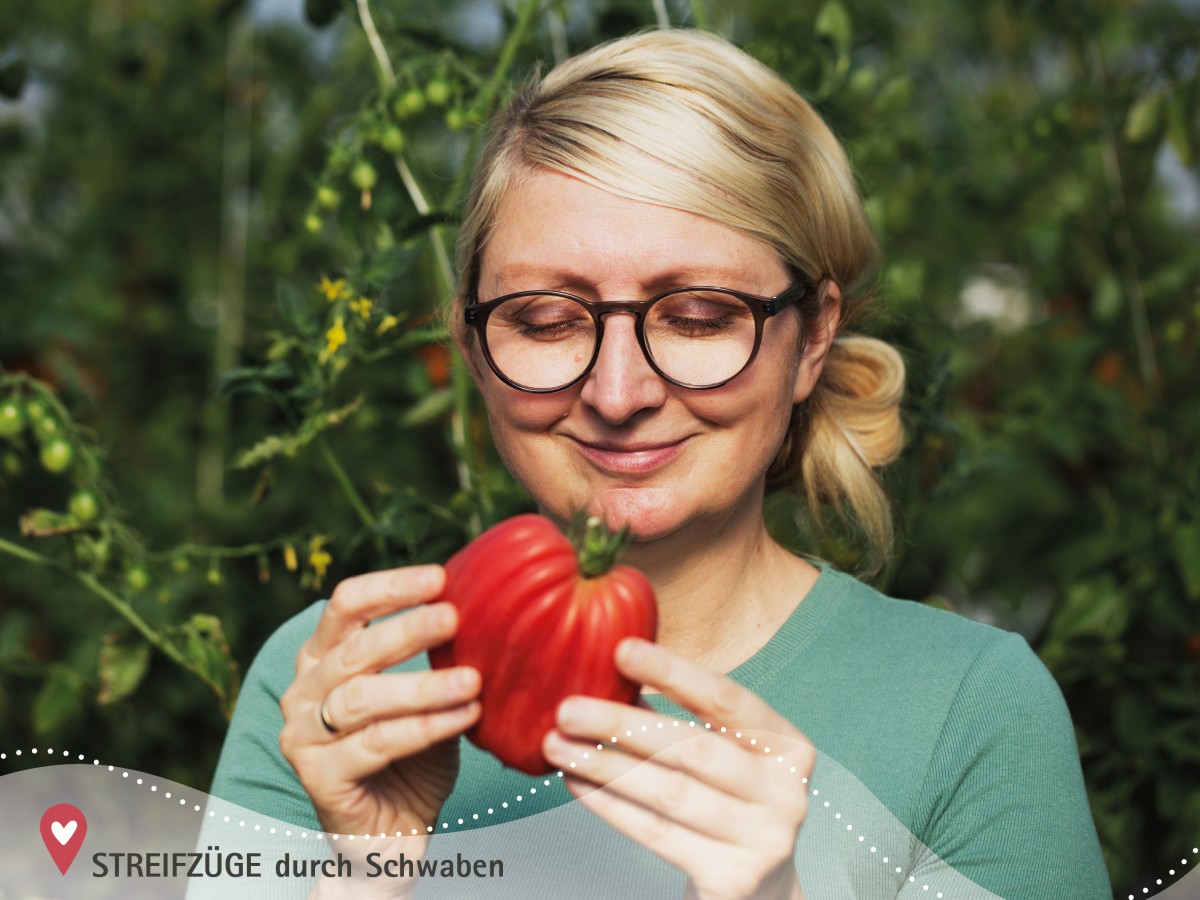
top-left (208, 29), bottom-right (1111, 899)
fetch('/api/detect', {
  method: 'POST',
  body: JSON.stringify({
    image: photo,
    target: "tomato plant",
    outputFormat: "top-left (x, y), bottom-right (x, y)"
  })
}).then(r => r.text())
top-left (430, 514), bottom-right (658, 774)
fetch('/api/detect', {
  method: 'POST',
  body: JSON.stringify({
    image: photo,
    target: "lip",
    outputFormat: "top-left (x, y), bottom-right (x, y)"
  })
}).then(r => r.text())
top-left (568, 436), bottom-right (689, 475)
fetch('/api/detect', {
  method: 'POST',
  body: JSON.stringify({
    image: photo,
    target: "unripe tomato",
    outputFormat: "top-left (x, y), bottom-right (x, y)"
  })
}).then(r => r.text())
top-left (430, 514), bottom-right (657, 775)
top-left (350, 161), bottom-right (377, 191)
top-left (126, 566), bottom-right (150, 592)
top-left (68, 489), bottom-right (100, 523)
top-left (40, 438), bottom-right (74, 473)
top-left (316, 185), bottom-right (341, 210)
top-left (24, 399), bottom-right (48, 423)
top-left (0, 400), bottom-right (25, 438)
top-left (393, 87), bottom-right (426, 120)
top-left (304, 213), bottom-right (323, 234)
top-left (1, 450), bottom-right (21, 477)
top-left (32, 413), bottom-right (61, 441)
top-left (445, 107), bottom-right (467, 132)
top-left (379, 125), bottom-right (405, 154)
top-left (424, 78), bottom-right (451, 107)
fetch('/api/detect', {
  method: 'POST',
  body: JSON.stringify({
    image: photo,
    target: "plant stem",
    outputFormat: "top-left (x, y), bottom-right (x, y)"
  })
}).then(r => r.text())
top-left (448, 0), bottom-right (543, 211)
top-left (355, 0), bottom-right (395, 86)
top-left (688, 0), bottom-right (711, 30)
top-left (315, 433), bottom-right (385, 555)
top-left (0, 537), bottom-right (222, 698)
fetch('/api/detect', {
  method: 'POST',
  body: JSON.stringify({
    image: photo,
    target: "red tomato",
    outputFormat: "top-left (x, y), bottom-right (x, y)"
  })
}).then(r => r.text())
top-left (429, 514), bottom-right (657, 775)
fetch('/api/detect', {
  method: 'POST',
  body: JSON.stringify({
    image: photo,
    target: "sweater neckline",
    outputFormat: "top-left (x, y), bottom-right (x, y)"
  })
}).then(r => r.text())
top-left (646, 561), bottom-right (849, 720)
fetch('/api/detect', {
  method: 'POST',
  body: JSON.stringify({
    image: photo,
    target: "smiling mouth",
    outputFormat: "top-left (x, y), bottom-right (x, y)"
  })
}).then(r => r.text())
top-left (569, 437), bottom-right (689, 475)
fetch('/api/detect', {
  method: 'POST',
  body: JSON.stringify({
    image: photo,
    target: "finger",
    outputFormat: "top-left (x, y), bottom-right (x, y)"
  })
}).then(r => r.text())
top-left (307, 700), bottom-right (482, 787)
top-left (556, 695), bottom-right (812, 800)
top-left (298, 602), bottom-right (458, 704)
top-left (619, 639), bottom-right (799, 739)
top-left (546, 731), bottom-right (768, 844)
top-left (303, 565), bottom-right (447, 664)
top-left (308, 667), bottom-right (481, 741)
top-left (561, 771), bottom-right (768, 880)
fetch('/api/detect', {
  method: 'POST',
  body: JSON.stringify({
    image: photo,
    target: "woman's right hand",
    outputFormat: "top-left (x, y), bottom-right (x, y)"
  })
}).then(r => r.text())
top-left (278, 564), bottom-right (482, 841)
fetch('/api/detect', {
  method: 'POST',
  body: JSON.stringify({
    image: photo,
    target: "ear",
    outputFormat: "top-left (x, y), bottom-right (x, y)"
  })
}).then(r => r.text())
top-left (450, 297), bottom-right (486, 388)
top-left (793, 280), bottom-right (841, 404)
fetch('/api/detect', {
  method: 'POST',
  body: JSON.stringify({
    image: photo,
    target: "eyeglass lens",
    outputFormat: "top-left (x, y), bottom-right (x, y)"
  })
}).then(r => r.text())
top-left (484, 291), bottom-right (758, 390)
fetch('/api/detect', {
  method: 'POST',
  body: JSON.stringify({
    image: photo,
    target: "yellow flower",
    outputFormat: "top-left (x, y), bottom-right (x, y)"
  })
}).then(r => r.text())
top-left (308, 536), bottom-right (333, 582)
top-left (349, 296), bottom-right (374, 320)
top-left (317, 276), bottom-right (347, 302)
top-left (282, 544), bottom-right (298, 572)
top-left (376, 314), bottom-right (400, 336)
top-left (320, 316), bottom-right (347, 363)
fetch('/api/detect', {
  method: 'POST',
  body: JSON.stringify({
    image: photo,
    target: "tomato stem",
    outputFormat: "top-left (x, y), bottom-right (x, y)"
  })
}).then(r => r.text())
top-left (569, 513), bottom-right (634, 578)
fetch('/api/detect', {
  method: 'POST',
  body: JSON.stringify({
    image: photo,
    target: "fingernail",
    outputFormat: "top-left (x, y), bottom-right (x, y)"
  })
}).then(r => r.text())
top-left (557, 698), bottom-right (585, 728)
top-left (616, 637), bottom-right (645, 667)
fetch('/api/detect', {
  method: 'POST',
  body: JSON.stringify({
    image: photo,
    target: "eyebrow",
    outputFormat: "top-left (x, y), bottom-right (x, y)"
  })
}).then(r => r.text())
top-left (487, 262), bottom-right (765, 295)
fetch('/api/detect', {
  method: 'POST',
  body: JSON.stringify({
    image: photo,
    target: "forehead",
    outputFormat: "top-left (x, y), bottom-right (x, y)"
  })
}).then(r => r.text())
top-left (479, 169), bottom-right (788, 295)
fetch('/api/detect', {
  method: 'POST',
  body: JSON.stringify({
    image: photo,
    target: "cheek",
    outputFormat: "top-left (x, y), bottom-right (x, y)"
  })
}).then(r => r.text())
top-left (480, 382), bottom-right (571, 464)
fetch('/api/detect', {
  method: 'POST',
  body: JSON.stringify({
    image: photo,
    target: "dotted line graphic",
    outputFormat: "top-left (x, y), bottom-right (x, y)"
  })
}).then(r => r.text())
top-left (1127, 851), bottom-right (1198, 899)
top-left (8, 743), bottom-right (1197, 899)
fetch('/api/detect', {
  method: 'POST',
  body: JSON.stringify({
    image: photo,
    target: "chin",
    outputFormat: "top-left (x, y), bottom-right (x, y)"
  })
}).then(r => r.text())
top-left (581, 487), bottom-right (684, 543)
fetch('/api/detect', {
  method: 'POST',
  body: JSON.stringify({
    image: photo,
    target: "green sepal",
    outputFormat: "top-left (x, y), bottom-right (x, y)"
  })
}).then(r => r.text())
top-left (568, 512), bottom-right (634, 579)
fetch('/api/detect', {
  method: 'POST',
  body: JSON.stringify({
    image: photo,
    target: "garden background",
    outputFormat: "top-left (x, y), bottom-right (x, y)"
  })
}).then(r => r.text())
top-left (1, 0), bottom-right (1197, 895)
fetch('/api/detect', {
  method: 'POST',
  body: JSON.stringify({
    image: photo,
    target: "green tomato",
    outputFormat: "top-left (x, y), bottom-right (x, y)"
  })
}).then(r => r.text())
top-left (424, 78), bottom-right (451, 107)
top-left (39, 437), bottom-right (74, 473)
top-left (1, 450), bottom-right (21, 477)
top-left (32, 413), bottom-right (60, 441)
top-left (393, 87), bottom-right (426, 119)
top-left (68, 489), bottom-right (100, 523)
top-left (379, 125), bottom-right (406, 154)
top-left (24, 399), bottom-right (48, 422)
top-left (171, 555), bottom-right (191, 573)
top-left (350, 161), bottom-right (377, 191)
top-left (316, 185), bottom-right (341, 210)
top-left (126, 566), bottom-right (150, 592)
top-left (0, 400), bottom-right (25, 438)
top-left (304, 213), bottom-right (323, 234)
top-left (445, 108), bottom-right (467, 132)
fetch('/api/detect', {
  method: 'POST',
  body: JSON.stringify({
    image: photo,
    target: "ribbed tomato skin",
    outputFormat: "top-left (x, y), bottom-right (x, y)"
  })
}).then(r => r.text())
top-left (428, 514), bottom-right (658, 774)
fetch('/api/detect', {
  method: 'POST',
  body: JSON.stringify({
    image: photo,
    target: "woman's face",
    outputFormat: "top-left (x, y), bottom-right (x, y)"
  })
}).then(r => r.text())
top-left (463, 169), bottom-right (831, 544)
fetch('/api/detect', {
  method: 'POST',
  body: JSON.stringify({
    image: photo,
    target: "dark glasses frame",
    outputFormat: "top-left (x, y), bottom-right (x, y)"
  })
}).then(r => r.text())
top-left (463, 280), bottom-right (812, 393)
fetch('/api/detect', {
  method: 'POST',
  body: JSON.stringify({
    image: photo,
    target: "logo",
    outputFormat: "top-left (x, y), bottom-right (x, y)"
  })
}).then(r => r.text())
top-left (40, 803), bottom-right (87, 875)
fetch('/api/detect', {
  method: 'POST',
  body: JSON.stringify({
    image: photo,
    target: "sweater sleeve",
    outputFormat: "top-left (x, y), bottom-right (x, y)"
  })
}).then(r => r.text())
top-left (906, 630), bottom-right (1110, 900)
top-left (207, 601), bottom-right (325, 830)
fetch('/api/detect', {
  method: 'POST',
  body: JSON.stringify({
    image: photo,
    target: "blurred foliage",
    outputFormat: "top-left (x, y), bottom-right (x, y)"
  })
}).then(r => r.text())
top-left (1, 0), bottom-right (1197, 894)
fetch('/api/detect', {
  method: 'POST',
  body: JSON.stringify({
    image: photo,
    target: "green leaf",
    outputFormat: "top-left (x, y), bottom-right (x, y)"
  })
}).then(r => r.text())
top-left (19, 507), bottom-right (86, 538)
top-left (233, 397), bottom-right (362, 468)
top-left (97, 637), bottom-right (152, 706)
top-left (33, 671), bottom-right (85, 736)
top-left (815, 1), bottom-right (853, 55)
top-left (1167, 84), bottom-right (1196, 166)
top-left (168, 614), bottom-right (239, 718)
top-left (1171, 522), bottom-right (1200, 599)
top-left (1123, 90), bottom-right (1164, 144)
top-left (1047, 577), bottom-right (1131, 642)
top-left (399, 388), bottom-right (454, 428)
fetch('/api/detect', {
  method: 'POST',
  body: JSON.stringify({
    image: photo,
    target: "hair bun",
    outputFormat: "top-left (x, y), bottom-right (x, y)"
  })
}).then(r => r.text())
top-left (817, 335), bottom-right (905, 469)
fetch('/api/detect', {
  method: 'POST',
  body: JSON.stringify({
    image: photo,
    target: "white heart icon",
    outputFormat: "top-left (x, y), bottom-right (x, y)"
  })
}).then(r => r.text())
top-left (51, 820), bottom-right (77, 845)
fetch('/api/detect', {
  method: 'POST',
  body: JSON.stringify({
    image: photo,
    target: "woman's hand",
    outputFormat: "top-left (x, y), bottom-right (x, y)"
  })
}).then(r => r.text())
top-left (278, 565), bottom-right (481, 882)
top-left (542, 638), bottom-right (813, 900)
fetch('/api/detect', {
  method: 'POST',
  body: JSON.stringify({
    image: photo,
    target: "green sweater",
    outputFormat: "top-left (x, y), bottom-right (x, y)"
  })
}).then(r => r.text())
top-left (207, 565), bottom-right (1111, 899)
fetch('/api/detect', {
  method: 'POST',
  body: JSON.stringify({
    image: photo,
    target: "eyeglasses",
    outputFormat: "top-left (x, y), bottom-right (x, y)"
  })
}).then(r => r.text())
top-left (463, 281), bottom-right (811, 393)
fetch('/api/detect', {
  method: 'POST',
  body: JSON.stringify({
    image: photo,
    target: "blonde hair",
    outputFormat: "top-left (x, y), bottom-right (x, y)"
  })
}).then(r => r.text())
top-left (456, 28), bottom-right (905, 569)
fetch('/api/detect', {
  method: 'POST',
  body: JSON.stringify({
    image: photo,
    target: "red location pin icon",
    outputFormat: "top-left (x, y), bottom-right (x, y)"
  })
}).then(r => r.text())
top-left (40, 803), bottom-right (87, 874)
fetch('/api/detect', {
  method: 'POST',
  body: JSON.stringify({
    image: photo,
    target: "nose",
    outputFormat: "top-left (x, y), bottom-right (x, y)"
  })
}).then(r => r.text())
top-left (578, 312), bottom-right (668, 424)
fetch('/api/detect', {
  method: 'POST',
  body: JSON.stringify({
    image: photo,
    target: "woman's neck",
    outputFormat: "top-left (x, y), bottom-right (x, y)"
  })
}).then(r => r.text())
top-left (620, 502), bottom-right (819, 674)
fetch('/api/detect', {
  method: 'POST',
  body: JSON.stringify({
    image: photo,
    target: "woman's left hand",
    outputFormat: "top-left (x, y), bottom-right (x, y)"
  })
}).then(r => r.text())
top-left (542, 637), bottom-right (814, 900)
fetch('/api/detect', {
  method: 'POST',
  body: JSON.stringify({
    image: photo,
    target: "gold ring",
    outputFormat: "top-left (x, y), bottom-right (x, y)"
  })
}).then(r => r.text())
top-left (319, 697), bottom-right (338, 734)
